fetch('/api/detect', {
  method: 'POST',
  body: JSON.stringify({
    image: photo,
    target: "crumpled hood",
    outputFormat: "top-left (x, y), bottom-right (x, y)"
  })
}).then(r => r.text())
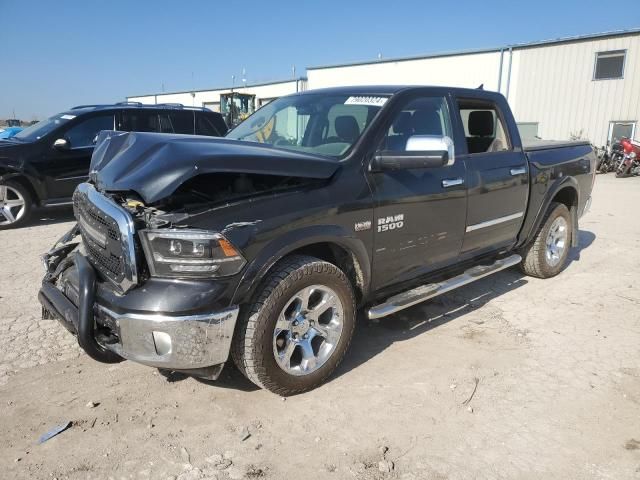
top-left (90, 131), bottom-right (339, 204)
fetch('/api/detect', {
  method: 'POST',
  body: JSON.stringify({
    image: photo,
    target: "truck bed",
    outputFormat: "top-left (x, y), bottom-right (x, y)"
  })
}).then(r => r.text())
top-left (523, 139), bottom-right (591, 152)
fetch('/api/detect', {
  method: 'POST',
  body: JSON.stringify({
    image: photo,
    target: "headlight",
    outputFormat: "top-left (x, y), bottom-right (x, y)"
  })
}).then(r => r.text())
top-left (139, 229), bottom-right (246, 278)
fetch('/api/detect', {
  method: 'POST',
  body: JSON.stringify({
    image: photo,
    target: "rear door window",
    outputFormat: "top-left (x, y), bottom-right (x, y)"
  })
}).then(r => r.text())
top-left (158, 114), bottom-right (173, 133)
top-left (195, 113), bottom-right (221, 136)
top-left (457, 100), bottom-right (512, 154)
top-left (169, 111), bottom-right (195, 134)
top-left (120, 111), bottom-right (160, 133)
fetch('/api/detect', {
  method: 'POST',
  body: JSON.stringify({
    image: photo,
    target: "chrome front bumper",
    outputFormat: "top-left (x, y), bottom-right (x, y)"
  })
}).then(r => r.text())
top-left (39, 235), bottom-right (240, 373)
top-left (96, 305), bottom-right (239, 370)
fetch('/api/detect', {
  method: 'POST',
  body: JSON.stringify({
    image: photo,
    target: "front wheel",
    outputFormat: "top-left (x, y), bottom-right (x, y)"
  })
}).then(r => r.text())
top-left (616, 162), bottom-right (631, 177)
top-left (520, 202), bottom-right (572, 279)
top-left (232, 255), bottom-right (356, 395)
top-left (0, 180), bottom-right (32, 230)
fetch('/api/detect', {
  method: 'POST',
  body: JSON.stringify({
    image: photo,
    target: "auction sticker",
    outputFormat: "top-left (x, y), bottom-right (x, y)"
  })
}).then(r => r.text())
top-left (344, 96), bottom-right (388, 107)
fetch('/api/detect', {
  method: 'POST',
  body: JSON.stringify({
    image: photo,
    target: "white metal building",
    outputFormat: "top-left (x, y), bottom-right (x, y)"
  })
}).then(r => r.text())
top-left (128, 78), bottom-right (306, 113)
top-left (306, 29), bottom-right (640, 146)
top-left (128, 29), bottom-right (639, 146)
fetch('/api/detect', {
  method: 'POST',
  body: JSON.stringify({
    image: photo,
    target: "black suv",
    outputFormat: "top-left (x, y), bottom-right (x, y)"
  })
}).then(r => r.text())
top-left (0, 102), bottom-right (227, 229)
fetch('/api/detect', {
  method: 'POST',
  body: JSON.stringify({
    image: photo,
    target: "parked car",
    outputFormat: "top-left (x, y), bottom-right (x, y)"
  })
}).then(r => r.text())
top-left (0, 102), bottom-right (227, 228)
top-left (0, 127), bottom-right (23, 139)
top-left (39, 86), bottom-right (595, 395)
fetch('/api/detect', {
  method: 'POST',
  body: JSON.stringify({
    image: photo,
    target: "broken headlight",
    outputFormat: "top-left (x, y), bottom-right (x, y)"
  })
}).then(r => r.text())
top-left (139, 229), bottom-right (246, 278)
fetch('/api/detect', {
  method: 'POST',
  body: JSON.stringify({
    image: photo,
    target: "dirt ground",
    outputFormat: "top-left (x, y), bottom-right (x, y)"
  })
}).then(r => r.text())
top-left (0, 174), bottom-right (639, 480)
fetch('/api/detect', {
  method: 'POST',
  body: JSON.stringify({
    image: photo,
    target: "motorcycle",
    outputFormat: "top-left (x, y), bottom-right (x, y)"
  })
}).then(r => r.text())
top-left (610, 141), bottom-right (626, 173)
top-left (615, 138), bottom-right (640, 177)
top-left (595, 144), bottom-right (614, 173)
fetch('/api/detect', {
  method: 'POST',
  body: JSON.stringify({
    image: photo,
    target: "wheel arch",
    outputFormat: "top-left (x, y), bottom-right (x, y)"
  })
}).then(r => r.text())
top-left (231, 226), bottom-right (371, 307)
top-left (521, 177), bottom-right (580, 249)
top-left (0, 169), bottom-right (42, 205)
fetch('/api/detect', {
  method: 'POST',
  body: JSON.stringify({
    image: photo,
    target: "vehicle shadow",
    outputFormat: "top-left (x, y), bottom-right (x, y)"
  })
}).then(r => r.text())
top-left (159, 366), bottom-right (260, 392)
top-left (566, 229), bottom-right (596, 265)
top-left (166, 230), bottom-right (596, 393)
top-left (333, 267), bottom-right (529, 382)
top-left (333, 229), bottom-right (597, 383)
top-left (26, 206), bottom-right (75, 227)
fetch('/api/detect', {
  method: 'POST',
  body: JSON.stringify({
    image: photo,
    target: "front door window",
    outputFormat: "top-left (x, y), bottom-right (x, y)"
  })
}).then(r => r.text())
top-left (64, 114), bottom-right (115, 148)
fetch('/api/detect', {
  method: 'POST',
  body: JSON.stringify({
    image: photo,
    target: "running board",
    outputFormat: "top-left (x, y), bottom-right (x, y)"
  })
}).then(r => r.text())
top-left (367, 254), bottom-right (522, 319)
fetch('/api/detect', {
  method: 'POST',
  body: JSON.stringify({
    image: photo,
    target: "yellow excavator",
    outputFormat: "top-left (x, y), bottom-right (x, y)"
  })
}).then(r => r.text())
top-left (220, 92), bottom-right (256, 128)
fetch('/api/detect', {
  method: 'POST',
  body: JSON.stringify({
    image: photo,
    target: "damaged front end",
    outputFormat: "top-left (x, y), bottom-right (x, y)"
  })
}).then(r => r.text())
top-left (38, 183), bottom-right (240, 380)
top-left (38, 131), bottom-right (338, 379)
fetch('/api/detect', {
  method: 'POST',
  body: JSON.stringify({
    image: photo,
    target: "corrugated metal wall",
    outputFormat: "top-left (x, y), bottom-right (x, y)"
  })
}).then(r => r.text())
top-left (509, 35), bottom-right (640, 146)
top-left (307, 51), bottom-right (503, 91)
top-left (127, 32), bottom-right (639, 146)
top-left (128, 80), bottom-right (302, 110)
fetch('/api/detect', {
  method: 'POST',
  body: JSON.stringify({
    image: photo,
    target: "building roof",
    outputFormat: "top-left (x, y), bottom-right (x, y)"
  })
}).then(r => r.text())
top-left (307, 27), bottom-right (640, 71)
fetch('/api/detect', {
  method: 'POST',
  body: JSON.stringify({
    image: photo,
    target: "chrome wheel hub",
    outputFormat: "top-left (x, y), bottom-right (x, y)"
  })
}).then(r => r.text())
top-left (545, 216), bottom-right (568, 267)
top-left (0, 185), bottom-right (26, 225)
top-left (273, 285), bottom-right (344, 376)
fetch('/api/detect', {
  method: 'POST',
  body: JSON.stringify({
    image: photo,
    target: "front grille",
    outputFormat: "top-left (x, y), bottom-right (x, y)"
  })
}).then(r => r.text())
top-left (73, 184), bottom-right (138, 292)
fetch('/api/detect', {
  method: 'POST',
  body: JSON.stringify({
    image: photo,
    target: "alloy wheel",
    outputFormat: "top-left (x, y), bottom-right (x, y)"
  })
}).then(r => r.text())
top-left (273, 285), bottom-right (344, 376)
top-left (0, 185), bottom-right (26, 226)
top-left (545, 216), bottom-right (568, 267)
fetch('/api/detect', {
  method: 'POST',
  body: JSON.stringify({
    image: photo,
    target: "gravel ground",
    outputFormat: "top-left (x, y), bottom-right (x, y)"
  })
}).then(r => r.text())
top-left (0, 174), bottom-right (639, 480)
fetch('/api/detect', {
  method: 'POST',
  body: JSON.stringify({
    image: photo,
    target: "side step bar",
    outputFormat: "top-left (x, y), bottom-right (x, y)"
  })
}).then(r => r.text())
top-left (367, 254), bottom-right (522, 319)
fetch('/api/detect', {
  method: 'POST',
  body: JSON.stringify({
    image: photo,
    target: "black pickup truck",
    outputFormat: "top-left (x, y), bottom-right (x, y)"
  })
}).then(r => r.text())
top-left (38, 86), bottom-right (595, 395)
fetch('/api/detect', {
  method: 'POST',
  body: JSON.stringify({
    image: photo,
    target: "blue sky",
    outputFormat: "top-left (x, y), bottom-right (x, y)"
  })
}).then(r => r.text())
top-left (1, 0), bottom-right (638, 119)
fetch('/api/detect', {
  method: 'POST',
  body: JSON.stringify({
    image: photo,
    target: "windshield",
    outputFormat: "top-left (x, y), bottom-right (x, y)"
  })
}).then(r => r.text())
top-left (14, 113), bottom-right (76, 141)
top-left (226, 94), bottom-right (389, 158)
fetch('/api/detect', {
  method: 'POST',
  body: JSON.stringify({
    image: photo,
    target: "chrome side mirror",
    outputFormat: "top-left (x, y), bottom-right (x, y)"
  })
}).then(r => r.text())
top-left (371, 135), bottom-right (455, 172)
top-left (405, 135), bottom-right (455, 166)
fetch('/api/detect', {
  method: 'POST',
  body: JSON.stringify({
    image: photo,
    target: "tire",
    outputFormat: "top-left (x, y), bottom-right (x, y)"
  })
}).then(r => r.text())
top-left (0, 180), bottom-right (33, 230)
top-left (616, 164), bottom-right (631, 178)
top-left (231, 255), bottom-right (356, 396)
top-left (520, 202), bottom-right (572, 279)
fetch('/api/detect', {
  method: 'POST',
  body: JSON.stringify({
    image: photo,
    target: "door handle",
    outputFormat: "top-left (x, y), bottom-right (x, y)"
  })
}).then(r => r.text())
top-left (510, 167), bottom-right (526, 176)
top-left (442, 178), bottom-right (464, 188)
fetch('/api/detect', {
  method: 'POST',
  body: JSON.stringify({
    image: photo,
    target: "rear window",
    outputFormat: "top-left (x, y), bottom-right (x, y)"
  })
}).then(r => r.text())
top-left (120, 111), bottom-right (160, 132)
top-left (169, 111), bottom-right (194, 134)
top-left (196, 113), bottom-right (221, 136)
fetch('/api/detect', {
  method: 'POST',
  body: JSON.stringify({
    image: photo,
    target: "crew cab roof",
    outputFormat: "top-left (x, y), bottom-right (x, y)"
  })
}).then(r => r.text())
top-left (292, 85), bottom-right (508, 101)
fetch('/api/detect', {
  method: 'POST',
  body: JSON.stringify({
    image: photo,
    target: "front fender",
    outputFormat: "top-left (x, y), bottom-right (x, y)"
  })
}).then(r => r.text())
top-left (231, 224), bottom-right (371, 306)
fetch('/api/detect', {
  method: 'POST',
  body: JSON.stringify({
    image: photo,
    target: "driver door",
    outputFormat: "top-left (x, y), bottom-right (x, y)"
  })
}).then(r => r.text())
top-left (368, 95), bottom-right (468, 291)
top-left (45, 113), bottom-right (115, 199)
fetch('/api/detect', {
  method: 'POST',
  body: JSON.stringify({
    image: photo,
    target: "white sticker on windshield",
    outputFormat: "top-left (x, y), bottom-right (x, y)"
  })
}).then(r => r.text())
top-left (344, 96), bottom-right (388, 107)
top-left (60, 114), bottom-right (76, 120)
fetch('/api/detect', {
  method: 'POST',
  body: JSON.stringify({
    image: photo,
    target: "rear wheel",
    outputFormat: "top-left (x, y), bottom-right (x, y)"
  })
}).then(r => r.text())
top-left (232, 255), bottom-right (356, 395)
top-left (0, 180), bottom-right (32, 230)
top-left (520, 202), bottom-right (572, 278)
